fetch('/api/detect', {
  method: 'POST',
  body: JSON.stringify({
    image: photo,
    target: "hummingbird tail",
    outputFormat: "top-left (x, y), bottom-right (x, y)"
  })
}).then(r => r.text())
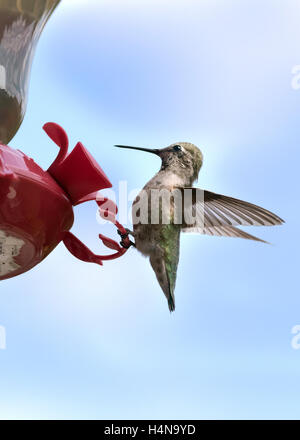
top-left (150, 251), bottom-right (177, 313)
top-left (168, 296), bottom-right (175, 312)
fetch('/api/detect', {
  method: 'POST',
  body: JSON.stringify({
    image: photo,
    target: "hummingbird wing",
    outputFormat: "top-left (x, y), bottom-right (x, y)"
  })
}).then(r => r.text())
top-left (178, 188), bottom-right (284, 236)
top-left (150, 225), bottom-right (180, 312)
top-left (182, 224), bottom-right (268, 243)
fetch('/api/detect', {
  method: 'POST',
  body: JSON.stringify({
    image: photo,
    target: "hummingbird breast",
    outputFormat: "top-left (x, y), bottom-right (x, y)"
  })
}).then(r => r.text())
top-left (132, 171), bottom-right (183, 256)
top-left (132, 172), bottom-right (182, 311)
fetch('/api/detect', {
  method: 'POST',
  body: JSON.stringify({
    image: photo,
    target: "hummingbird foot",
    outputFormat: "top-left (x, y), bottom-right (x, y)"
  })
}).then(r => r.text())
top-left (124, 228), bottom-right (135, 237)
top-left (117, 229), bottom-right (136, 249)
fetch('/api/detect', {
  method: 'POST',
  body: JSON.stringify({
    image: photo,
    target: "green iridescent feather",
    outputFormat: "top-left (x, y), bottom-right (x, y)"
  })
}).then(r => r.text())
top-left (160, 224), bottom-right (180, 311)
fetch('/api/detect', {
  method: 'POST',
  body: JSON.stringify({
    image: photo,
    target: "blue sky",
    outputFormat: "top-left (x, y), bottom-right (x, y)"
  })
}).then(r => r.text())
top-left (0, 0), bottom-right (299, 419)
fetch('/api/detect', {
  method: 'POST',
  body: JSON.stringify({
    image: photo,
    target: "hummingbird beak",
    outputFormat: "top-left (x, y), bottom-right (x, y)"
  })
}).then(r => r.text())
top-left (114, 145), bottom-right (160, 155)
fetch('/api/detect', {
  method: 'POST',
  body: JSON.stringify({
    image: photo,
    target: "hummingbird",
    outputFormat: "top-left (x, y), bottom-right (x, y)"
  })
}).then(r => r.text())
top-left (115, 143), bottom-right (284, 312)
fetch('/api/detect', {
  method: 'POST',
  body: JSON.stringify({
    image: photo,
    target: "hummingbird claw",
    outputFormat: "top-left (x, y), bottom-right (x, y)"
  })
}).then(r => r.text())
top-left (117, 229), bottom-right (125, 238)
top-left (120, 239), bottom-right (136, 249)
top-left (117, 229), bottom-right (135, 249)
top-left (118, 228), bottom-right (134, 237)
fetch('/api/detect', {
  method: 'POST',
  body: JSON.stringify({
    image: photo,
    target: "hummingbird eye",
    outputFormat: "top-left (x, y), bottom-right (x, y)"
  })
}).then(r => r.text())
top-left (173, 145), bottom-right (181, 152)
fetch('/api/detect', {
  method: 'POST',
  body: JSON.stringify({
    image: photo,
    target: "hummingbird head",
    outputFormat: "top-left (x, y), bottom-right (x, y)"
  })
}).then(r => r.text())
top-left (158, 142), bottom-right (203, 183)
top-left (115, 142), bottom-right (203, 184)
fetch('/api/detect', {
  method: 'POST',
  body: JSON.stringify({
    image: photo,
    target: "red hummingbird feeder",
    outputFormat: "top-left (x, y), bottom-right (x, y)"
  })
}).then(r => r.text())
top-left (0, 122), bottom-right (130, 281)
